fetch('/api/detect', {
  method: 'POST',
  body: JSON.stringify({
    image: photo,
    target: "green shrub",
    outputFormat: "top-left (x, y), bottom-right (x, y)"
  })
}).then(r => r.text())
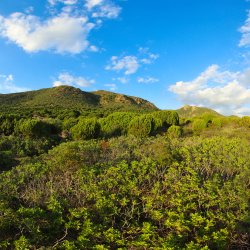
top-left (99, 112), bottom-right (137, 138)
top-left (238, 116), bottom-right (250, 128)
top-left (167, 125), bottom-right (183, 137)
top-left (17, 119), bottom-right (55, 137)
top-left (71, 118), bottom-right (100, 140)
top-left (0, 115), bottom-right (19, 135)
top-left (212, 117), bottom-right (223, 128)
top-left (192, 118), bottom-right (208, 133)
top-left (128, 114), bottom-right (161, 137)
top-left (152, 110), bottom-right (179, 128)
top-left (62, 117), bottom-right (78, 131)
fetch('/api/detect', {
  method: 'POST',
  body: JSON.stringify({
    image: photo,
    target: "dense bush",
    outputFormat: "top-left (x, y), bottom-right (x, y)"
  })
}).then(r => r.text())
top-left (0, 108), bottom-right (250, 249)
top-left (99, 112), bottom-right (137, 137)
top-left (0, 136), bottom-right (249, 249)
top-left (152, 110), bottom-right (179, 128)
top-left (0, 114), bottom-right (19, 135)
top-left (17, 119), bottom-right (56, 137)
top-left (128, 114), bottom-right (162, 137)
top-left (192, 118), bottom-right (208, 133)
top-left (167, 125), bottom-right (183, 137)
top-left (71, 118), bottom-right (100, 140)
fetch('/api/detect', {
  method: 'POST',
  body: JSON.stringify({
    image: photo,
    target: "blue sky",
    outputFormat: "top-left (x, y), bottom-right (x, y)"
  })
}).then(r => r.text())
top-left (0, 0), bottom-right (250, 115)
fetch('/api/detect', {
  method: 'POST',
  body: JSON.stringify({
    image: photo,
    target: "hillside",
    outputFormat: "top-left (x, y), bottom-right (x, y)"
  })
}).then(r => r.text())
top-left (177, 105), bottom-right (222, 118)
top-left (0, 86), bottom-right (158, 113)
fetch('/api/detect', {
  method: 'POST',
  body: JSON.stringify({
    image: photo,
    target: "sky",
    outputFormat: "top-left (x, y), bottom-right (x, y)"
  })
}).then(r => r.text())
top-left (1, 0), bottom-right (250, 115)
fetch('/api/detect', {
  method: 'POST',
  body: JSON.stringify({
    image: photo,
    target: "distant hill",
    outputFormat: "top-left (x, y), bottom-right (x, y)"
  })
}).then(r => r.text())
top-left (0, 86), bottom-right (158, 113)
top-left (177, 105), bottom-right (222, 118)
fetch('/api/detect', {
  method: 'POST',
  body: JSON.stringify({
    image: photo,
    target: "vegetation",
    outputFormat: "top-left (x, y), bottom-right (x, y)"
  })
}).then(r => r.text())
top-left (0, 88), bottom-right (249, 249)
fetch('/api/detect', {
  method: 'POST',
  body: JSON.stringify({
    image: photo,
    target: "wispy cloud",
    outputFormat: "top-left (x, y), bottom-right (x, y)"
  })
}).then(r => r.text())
top-left (0, 0), bottom-right (121, 54)
top-left (138, 76), bottom-right (159, 84)
top-left (104, 83), bottom-right (117, 91)
top-left (116, 77), bottom-right (129, 84)
top-left (169, 64), bottom-right (250, 115)
top-left (48, 0), bottom-right (78, 5)
top-left (0, 74), bottom-right (29, 93)
top-left (239, 10), bottom-right (250, 47)
top-left (53, 72), bottom-right (95, 88)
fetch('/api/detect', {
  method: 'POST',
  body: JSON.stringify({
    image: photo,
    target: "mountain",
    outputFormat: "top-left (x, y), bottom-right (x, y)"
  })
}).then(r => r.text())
top-left (0, 86), bottom-right (158, 113)
top-left (177, 105), bottom-right (222, 118)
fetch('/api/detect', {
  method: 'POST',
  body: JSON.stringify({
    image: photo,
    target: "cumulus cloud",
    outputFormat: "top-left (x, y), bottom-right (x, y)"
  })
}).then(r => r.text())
top-left (85, 0), bottom-right (103, 9)
top-left (0, 74), bottom-right (29, 94)
top-left (239, 10), bottom-right (250, 47)
top-left (0, 13), bottom-right (94, 54)
top-left (138, 76), bottom-right (159, 84)
top-left (53, 72), bottom-right (95, 88)
top-left (106, 56), bottom-right (140, 75)
top-left (106, 49), bottom-right (159, 75)
top-left (169, 64), bottom-right (250, 115)
top-left (0, 0), bottom-right (121, 54)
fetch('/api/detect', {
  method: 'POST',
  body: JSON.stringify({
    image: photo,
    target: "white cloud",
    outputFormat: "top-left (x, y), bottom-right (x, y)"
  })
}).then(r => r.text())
top-left (0, 12), bottom-right (94, 54)
top-left (53, 72), bottom-right (95, 88)
top-left (139, 47), bottom-right (159, 64)
top-left (106, 49), bottom-right (159, 75)
top-left (104, 83), bottom-right (117, 91)
top-left (89, 45), bottom-right (99, 52)
top-left (85, 0), bottom-right (103, 9)
top-left (169, 64), bottom-right (250, 115)
top-left (48, 0), bottom-right (78, 6)
top-left (239, 10), bottom-right (250, 47)
top-left (92, 3), bottom-right (121, 19)
top-left (138, 77), bottom-right (159, 84)
top-left (0, 0), bottom-right (121, 54)
top-left (106, 56), bottom-right (140, 75)
top-left (0, 74), bottom-right (29, 94)
top-left (116, 77), bottom-right (129, 84)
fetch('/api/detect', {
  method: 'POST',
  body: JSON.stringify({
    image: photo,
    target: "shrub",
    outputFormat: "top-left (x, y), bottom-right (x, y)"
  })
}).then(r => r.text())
top-left (192, 118), bottom-right (208, 133)
top-left (128, 114), bottom-right (161, 137)
top-left (71, 118), bottom-right (100, 140)
top-left (99, 112), bottom-right (137, 138)
top-left (0, 115), bottom-right (19, 135)
top-left (167, 125), bottom-right (183, 137)
top-left (152, 111), bottom-right (179, 131)
top-left (62, 117), bottom-right (78, 131)
top-left (17, 119), bottom-right (55, 137)
top-left (238, 116), bottom-right (250, 128)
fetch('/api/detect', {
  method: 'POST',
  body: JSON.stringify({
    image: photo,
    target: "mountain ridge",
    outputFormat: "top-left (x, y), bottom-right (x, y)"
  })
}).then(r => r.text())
top-left (0, 86), bottom-right (158, 113)
top-left (176, 105), bottom-right (222, 118)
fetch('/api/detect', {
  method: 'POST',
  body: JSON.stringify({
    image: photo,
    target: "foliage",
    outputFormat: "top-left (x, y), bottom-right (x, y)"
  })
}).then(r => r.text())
top-left (0, 95), bottom-right (250, 249)
top-left (0, 136), bottom-right (249, 249)
top-left (167, 125), bottom-right (183, 137)
top-left (0, 114), bottom-right (19, 135)
top-left (192, 118), bottom-right (208, 133)
top-left (128, 114), bottom-right (161, 137)
top-left (99, 112), bottom-right (137, 137)
top-left (17, 119), bottom-right (56, 138)
top-left (152, 110), bottom-right (179, 127)
top-left (71, 118), bottom-right (100, 140)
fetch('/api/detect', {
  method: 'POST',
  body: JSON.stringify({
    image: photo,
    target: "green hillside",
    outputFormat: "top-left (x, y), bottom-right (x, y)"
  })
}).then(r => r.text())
top-left (0, 86), bottom-right (158, 114)
top-left (177, 105), bottom-right (222, 118)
